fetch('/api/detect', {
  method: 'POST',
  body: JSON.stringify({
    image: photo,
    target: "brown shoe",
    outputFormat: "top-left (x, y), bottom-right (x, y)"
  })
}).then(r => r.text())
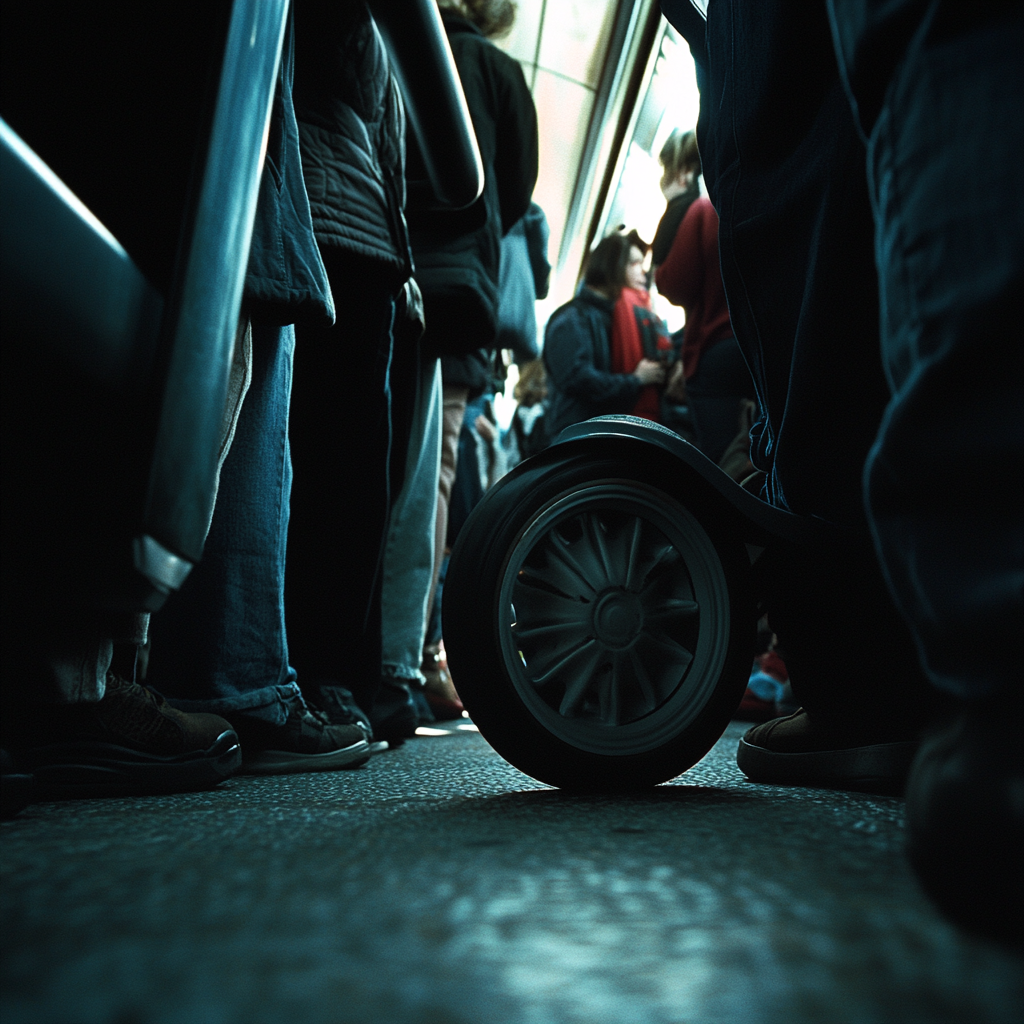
top-left (421, 642), bottom-right (465, 722)
top-left (736, 709), bottom-right (919, 793)
top-left (4, 673), bottom-right (241, 797)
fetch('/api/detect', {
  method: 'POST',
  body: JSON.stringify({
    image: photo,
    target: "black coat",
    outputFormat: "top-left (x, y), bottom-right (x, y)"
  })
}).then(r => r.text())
top-left (293, 0), bottom-right (412, 289)
top-left (543, 288), bottom-right (642, 437)
top-left (407, 14), bottom-right (538, 355)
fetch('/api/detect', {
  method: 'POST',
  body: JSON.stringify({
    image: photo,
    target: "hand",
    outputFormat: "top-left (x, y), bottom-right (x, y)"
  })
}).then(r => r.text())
top-left (664, 362), bottom-right (687, 402)
top-left (633, 358), bottom-right (666, 386)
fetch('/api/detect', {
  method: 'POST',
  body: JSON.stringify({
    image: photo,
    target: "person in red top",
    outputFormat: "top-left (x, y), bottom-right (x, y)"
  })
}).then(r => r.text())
top-left (655, 190), bottom-right (756, 463)
top-left (610, 234), bottom-right (675, 422)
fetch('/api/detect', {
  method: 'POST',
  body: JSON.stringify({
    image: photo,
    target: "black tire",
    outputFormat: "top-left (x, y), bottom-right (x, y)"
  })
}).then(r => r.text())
top-left (444, 440), bottom-right (754, 789)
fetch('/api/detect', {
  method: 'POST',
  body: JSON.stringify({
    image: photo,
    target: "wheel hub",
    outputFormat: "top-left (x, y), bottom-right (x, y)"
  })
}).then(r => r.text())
top-left (591, 587), bottom-right (643, 650)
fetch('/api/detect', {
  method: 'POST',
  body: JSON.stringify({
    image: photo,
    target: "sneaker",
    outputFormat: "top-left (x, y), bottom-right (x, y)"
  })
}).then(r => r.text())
top-left (2, 673), bottom-right (241, 797)
top-left (230, 699), bottom-right (370, 775)
top-left (309, 682), bottom-right (373, 740)
top-left (736, 708), bottom-right (919, 793)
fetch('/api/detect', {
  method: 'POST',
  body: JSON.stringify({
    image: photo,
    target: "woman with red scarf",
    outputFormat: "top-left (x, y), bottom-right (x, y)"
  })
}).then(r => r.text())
top-left (609, 233), bottom-right (676, 423)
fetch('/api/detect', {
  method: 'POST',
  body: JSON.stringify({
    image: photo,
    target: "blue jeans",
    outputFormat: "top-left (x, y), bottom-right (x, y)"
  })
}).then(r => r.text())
top-left (147, 324), bottom-right (301, 724)
top-left (380, 350), bottom-right (441, 685)
top-left (685, 336), bottom-right (756, 465)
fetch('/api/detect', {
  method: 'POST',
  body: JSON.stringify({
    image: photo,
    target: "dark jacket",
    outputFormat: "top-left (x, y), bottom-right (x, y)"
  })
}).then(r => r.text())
top-left (408, 14), bottom-right (538, 354)
top-left (543, 288), bottom-right (642, 437)
top-left (292, 0), bottom-right (412, 289)
top-left (245, 7), bottom-right (334, 326)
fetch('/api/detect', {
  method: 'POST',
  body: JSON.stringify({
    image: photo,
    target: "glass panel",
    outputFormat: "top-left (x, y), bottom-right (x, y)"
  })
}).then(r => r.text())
top-left (529, 69), bottom-right (596, 276)
top-left (536, 0), bottom-right (618, 89)
top-left (599, 26), bottom-right (700, 247)
top-left (594, 24), bottom-right (700, 333)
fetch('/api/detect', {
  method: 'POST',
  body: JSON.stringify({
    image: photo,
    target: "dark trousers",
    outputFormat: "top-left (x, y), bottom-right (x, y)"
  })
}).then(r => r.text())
top-left (287, 256), bottom-right (396, 715)
top-left (686, 336), bottom-right (756, 465)
top-left (697, 1), bottom-right (1022, 713)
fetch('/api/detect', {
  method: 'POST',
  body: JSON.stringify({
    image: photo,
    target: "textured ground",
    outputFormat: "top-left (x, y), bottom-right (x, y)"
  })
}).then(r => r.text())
top-left (2, 720), bottom-right (1022, 1024)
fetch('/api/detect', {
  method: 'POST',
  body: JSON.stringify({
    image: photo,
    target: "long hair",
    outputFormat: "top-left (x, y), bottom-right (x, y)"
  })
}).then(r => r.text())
top-left (659, 129), bottom-right (701, 188)
top-left (583, 229), bottom-right (648, 299)
top-left (436, 0), bottom-right (517, 39)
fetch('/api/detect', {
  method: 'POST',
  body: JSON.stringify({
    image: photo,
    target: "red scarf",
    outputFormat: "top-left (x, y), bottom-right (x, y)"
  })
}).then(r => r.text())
top-left (611, 287), bottom-right (666, 422)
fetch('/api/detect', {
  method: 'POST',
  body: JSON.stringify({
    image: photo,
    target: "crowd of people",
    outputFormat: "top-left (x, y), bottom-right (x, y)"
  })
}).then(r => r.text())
top-left (1, 0), bottom-right (539, 786)
top-left (1, 0), bottom-right (1019, 946)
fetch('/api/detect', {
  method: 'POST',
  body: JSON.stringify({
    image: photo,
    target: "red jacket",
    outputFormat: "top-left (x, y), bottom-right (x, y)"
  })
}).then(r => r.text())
top-left (654, 196), bottom-right (733, 379)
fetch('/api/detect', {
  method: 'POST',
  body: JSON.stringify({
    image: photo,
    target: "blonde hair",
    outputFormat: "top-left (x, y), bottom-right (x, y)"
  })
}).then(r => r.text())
top-left (659, 129), bottom-right (701, 189)
top-left (437, 0), bottom-right (517, 39)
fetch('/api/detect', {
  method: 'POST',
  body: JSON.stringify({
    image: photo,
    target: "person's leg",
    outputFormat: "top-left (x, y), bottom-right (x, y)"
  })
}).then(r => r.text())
top-left (147, 324), bottom-right (301, 719)
top-left (376, 346), bottom-right (443, 742)
top-left (1, 608), bottom-right (242, 797)
top-left (147, 323), bottom-right (369, 773)
top-left (684, 336), bottom-right (756, 464)
top-left (695, 0), bottom-right (939, 787)
top-left (829, 1), bottom-right (1024, 940)
top-left (427, 382), bottom-right (470, 628)
top-left (286, 258), bottom-right (396, 720)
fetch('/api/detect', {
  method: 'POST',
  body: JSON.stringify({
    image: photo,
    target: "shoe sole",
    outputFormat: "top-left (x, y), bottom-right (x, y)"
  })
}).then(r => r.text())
top-left (18, 731), bottom-right (242, 798)
top-left (737, 737), bottom-right (919, 792)
top-left (240, 739), bottom-right (371, 775)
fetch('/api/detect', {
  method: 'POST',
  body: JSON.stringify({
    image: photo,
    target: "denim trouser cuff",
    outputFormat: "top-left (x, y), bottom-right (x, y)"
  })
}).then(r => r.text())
top-left (382, 663), bottom-right (425, 688)
top-left (164, 682), bottom-right (302, 725)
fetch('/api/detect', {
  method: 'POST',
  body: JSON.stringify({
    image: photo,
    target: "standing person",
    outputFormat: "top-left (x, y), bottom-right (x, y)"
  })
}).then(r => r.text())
top-left (379, 0), bottom-right (538, 739)
top-left (283, 0), bottom-right (416, 734)
top-left (147, 0), bottom-right (417, 773)
top-left (609, 231), bottom-right (677, 424)
top-left (655, 185), bottom-right (756, 464)
top-left (650, 129), bottom-right (701, 272)
top-left (544, 233), bottom-right (666, 439)
top-left (660, 0), bottom-right (1023, 942)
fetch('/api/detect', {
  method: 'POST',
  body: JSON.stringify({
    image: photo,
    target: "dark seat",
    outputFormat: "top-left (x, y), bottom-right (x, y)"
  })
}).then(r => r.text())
top-left (0, 0), bottom-right (291, 620)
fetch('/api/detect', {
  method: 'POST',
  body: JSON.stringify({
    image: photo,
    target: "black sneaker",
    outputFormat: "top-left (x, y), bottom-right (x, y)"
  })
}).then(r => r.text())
top-left (230, 698), bottom-right (370, 774)
top-left (736, 708), bottom-right (919, 793)
top-left (309, 682), bottom-right (373, 739)
top-left (2, 673), bottom-right (242, 797)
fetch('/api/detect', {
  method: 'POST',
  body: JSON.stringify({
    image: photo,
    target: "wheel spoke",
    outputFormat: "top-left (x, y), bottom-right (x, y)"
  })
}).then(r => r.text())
top-left (645, 598), bottom-right (699, 628)
top-left (530, 636), bottom-right (599, 687)
top-left (583, 512), bottom-right (615, 586)
top-left (624, 517), bottom-right (645, 591)
top-left (639, 545), bottom-right (683, 595)
top-left (641, 629), bottom-right (695, 668)
top-left (544, 531), bottom-right (600, 598)
top-left (556, 642), bottom-right (605, 716)
top-left (513, 620), bottom-right (585, 641)
top-left (513, 580), bottom-right (588, 620)
top-left (516, 567), bottom-right (579, 601)
top-left (628, 648), bottom-right (660, 712)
